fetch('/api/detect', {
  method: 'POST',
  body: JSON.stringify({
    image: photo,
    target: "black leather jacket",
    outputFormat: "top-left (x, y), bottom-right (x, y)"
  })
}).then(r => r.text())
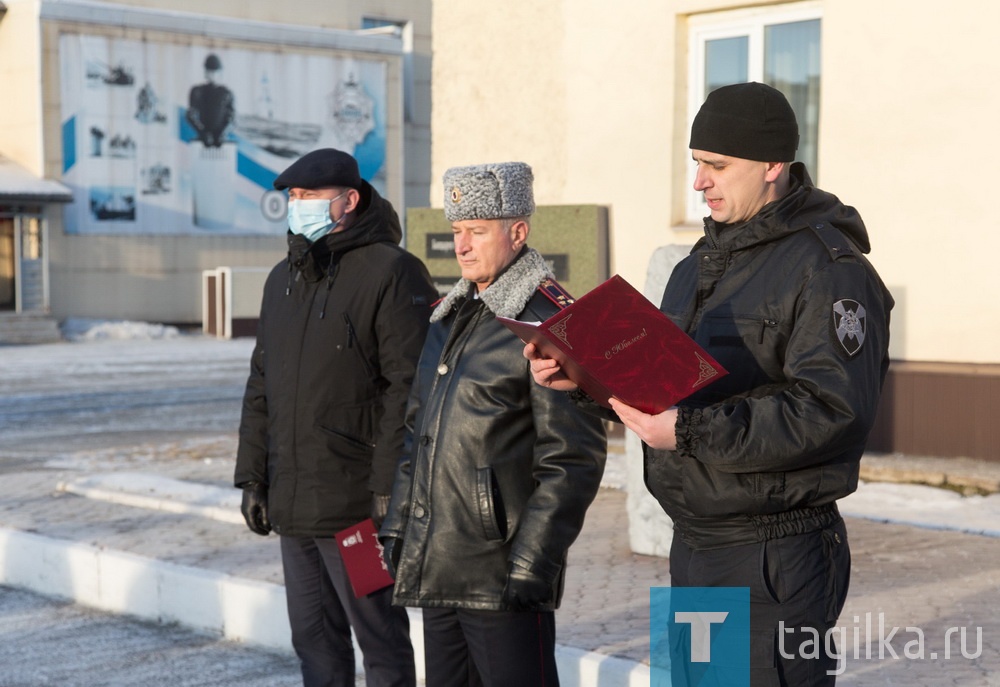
top-left (234, 181), bottom-right (437, 536)
top-left (646, 164), bottom-right (893, 549)
top-left (382, 248), bottom-right (607, 611)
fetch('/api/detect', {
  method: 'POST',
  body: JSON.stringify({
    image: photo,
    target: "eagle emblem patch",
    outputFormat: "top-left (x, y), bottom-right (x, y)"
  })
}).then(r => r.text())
top-left (833, 299), bottom-right (866, 356)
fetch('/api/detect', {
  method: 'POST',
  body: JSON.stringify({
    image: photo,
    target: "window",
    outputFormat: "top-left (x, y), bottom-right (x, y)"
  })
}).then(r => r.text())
top-left (687, 4), bottom-right (821, 223)
top-left (0, 217), bottom-right (13, 310)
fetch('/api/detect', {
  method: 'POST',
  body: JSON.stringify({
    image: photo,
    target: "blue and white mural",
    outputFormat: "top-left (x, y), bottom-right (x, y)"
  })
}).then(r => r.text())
top-left (59, 34), bottom-right (388, 235)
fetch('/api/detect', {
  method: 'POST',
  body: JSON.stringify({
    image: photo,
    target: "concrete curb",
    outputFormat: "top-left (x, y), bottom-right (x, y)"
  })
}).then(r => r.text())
top-left (0, 527), bottom-right (292, 649)
top-left (57, 473), bottom-right (245, 525)
top-left (0, 526), bottom-right (649, 685)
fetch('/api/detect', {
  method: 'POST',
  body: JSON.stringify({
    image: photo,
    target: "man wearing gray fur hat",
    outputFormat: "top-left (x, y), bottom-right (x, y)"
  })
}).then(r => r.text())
top-left (379, 162), bottom-right (607, 686)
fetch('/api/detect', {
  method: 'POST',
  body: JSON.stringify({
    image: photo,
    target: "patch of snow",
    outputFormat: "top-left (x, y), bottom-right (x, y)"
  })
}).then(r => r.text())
top-left (841, 480), bottom-right (1000, 537)
top-left (61, 317), bottom-right (182, 341)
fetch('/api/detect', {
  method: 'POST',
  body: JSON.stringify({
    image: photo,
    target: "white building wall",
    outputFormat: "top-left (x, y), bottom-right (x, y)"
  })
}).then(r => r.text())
top-left (819, 0), bottom-right (1000, 363)
top-left (431, 0), bottom-right (1000, 365)
top-left (0, 0), bottom-right (45, 173)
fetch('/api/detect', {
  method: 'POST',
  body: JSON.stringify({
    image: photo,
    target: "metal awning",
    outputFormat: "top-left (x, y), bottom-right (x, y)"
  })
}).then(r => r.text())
top-left (0, 154), bottom-right (73, 203)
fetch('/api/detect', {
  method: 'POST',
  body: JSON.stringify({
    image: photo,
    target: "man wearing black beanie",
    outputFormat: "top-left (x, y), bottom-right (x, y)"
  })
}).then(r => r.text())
top-left (528, 82), bottom-right (894, 685)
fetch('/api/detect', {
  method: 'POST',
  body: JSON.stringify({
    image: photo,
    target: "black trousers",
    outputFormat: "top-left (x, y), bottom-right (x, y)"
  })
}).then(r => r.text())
top-left (669, 518), bottom-right (851, 686)
top-left (280, 535), bottom-right (416, 687)
top-left (422, 607), bottom-right (559, 687)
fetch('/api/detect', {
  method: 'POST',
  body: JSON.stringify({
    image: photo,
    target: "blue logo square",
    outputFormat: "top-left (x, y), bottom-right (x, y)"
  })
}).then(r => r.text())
top-left (650, 587), bottom-right (750, 686)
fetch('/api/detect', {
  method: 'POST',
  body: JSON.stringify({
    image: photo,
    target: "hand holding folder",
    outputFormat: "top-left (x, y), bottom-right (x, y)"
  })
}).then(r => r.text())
top-left (499, 275), bottom-right (727, 414)
top-left (335, 518), bottom-right (395, 598)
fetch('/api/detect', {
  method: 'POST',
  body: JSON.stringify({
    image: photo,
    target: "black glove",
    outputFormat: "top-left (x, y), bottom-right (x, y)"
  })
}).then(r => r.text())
top-left (371, 492), bottom-right (392, 531)
top-left (240, 481), bottom-right (271, 536)
top-left (502, 562), bottom-right (552, 611)
top-left (379, 536), bottom-right (403, 579)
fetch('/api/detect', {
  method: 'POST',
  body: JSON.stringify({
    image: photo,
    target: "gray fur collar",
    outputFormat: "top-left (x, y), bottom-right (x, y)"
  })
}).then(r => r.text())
top-left (430, 247), bottom-right (552, 323)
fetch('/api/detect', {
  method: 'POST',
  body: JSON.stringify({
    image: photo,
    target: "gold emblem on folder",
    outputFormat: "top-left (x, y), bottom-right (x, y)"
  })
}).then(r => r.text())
top-left (693, 351), bottom-right (720, 387)
top-left (549, 314), bottom-right (573, 349)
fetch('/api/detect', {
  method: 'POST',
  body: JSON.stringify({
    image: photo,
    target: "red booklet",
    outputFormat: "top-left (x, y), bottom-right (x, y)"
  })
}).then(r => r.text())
top-left (335, 518), bottom-right (395, 598)
top-left (498, 275), bottom-right (727, 414)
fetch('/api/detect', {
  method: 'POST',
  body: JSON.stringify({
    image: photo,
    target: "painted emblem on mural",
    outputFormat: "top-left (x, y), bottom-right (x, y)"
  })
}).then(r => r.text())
top-left (329, 76), bottom-right (375, 146)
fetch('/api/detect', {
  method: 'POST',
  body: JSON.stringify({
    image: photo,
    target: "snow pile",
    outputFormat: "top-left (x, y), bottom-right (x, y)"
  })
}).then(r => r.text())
top-left (61, 317), bottom-right (182, 341)
top-left (840, 480), bottom-right (1000, 538)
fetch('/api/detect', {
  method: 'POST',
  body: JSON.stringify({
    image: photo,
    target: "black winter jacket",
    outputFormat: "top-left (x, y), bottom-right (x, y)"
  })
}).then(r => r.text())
top-left (645, 164), bottom-right (893, 549)
top-left (234, 181), bottom-right (437, 536)
top-left (381, 248), bottom-right (607, 611)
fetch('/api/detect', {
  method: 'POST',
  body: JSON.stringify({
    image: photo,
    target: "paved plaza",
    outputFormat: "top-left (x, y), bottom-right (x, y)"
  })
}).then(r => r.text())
top-left (1, 336), bottom-right (999, 685)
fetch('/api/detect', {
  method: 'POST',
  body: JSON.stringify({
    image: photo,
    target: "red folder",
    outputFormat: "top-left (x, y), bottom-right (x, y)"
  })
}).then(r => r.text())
top-left (335, 518), bottom-right (395, 598)
top-left (498, 275), bottom-right (727, 414)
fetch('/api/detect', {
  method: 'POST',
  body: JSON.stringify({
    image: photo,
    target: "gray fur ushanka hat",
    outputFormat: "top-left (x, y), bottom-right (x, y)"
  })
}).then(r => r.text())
top-left (443, 162), bottom-right (535, 221)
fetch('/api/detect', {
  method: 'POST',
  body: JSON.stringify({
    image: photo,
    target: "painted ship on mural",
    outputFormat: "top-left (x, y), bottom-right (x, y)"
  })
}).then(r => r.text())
top-left (85, 60), bottom-right (135, 87)
top-left (90, 189), bottom-right (136, 221)
top-left (234, 73), bottom-right (321, 158)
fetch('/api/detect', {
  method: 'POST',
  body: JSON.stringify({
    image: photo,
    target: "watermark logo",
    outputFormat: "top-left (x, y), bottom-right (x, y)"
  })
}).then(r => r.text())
top-left (783, 613), bottom-right (984, 676)
top-left (650, 587), bottom-right (749, 686)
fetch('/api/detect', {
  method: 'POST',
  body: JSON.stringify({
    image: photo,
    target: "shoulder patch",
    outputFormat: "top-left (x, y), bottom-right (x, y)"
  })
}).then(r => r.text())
top-left (833, 299), bottom-right (866, 356)
top-left (537, 277), bottom-right (575, 309)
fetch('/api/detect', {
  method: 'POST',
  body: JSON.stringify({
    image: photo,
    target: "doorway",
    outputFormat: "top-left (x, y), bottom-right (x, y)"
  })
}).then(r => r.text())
top-left (0, 217), bottom-right (14, 310)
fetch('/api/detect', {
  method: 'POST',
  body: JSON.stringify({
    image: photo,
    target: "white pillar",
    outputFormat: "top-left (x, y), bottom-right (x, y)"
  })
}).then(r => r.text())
top-left (625, 244), bottom-right (692, 557)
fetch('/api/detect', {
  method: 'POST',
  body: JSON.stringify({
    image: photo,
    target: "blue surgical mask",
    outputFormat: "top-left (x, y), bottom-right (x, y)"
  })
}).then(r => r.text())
top-left (287, 191), bottom-right (349, 242)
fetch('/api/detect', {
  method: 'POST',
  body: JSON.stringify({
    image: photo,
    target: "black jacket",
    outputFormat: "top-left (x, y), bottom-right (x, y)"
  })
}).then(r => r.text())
top-left (645, 164), bottom-right (893, 549)
top-left (381, 248), bottom-right (607, 611)
top-left (234, 181), bottom-right (437, 536)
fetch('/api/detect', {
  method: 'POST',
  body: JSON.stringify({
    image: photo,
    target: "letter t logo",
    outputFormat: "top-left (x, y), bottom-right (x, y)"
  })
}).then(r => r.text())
top-left (674, 611), bottom-right (729, 662)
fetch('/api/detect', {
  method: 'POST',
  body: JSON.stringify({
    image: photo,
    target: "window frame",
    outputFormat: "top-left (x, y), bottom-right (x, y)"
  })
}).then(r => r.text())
top-left (686, 2), bottom-right (822, 224)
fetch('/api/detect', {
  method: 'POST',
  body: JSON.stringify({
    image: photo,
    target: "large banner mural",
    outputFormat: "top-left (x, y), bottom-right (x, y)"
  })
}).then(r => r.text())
top-left (59, 35), bottom-right (388, 235)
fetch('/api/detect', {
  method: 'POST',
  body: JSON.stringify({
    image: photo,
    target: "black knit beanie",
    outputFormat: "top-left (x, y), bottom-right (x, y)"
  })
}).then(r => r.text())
top-left (689, 82), bottom-right (799, 162)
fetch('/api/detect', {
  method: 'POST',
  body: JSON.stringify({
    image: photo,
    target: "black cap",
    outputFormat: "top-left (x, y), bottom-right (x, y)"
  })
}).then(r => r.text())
top-left (689, 82), bottom-right (799, 162)
top-left (204, 54), bottom-right (222, 71)
top-left (273, 148), bottom-right (363, 191)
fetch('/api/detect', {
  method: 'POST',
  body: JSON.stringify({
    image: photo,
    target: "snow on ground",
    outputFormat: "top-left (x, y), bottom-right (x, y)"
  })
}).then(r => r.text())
top-left (60, 468), bottom-right (1000, 540)
top-left (61, 317), bottom-right (182, 341)
top-left (841, 481), bottom-right (1000, 538)
top-left (10, 320), bottom-right (1000, 540)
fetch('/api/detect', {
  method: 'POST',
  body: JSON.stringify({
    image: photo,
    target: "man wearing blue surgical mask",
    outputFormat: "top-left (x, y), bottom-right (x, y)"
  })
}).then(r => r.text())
top-left (286, 186), bottom-right (354, 241)
top-left (235, 148), bottom-right (437, 687)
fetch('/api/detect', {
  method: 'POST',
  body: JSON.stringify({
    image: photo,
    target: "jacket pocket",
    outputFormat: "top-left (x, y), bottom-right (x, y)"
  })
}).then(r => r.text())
top-left (318, 424), bottom-right (375, 463)
top-left (343, 312), bottom-right (376, 380)
top-left (759, 538), bottom-right (783, 605)
top-left (698, 315), bottom-right (787, 394)
top-left (822, 521), bottom-right (850, 623)
top-left (476, 467), bottom-right (508, 541)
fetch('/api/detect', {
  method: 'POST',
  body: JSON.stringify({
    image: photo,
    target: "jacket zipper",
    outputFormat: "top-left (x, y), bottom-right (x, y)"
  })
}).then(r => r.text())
top-left (759, 318), bottom-right (778, 343)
